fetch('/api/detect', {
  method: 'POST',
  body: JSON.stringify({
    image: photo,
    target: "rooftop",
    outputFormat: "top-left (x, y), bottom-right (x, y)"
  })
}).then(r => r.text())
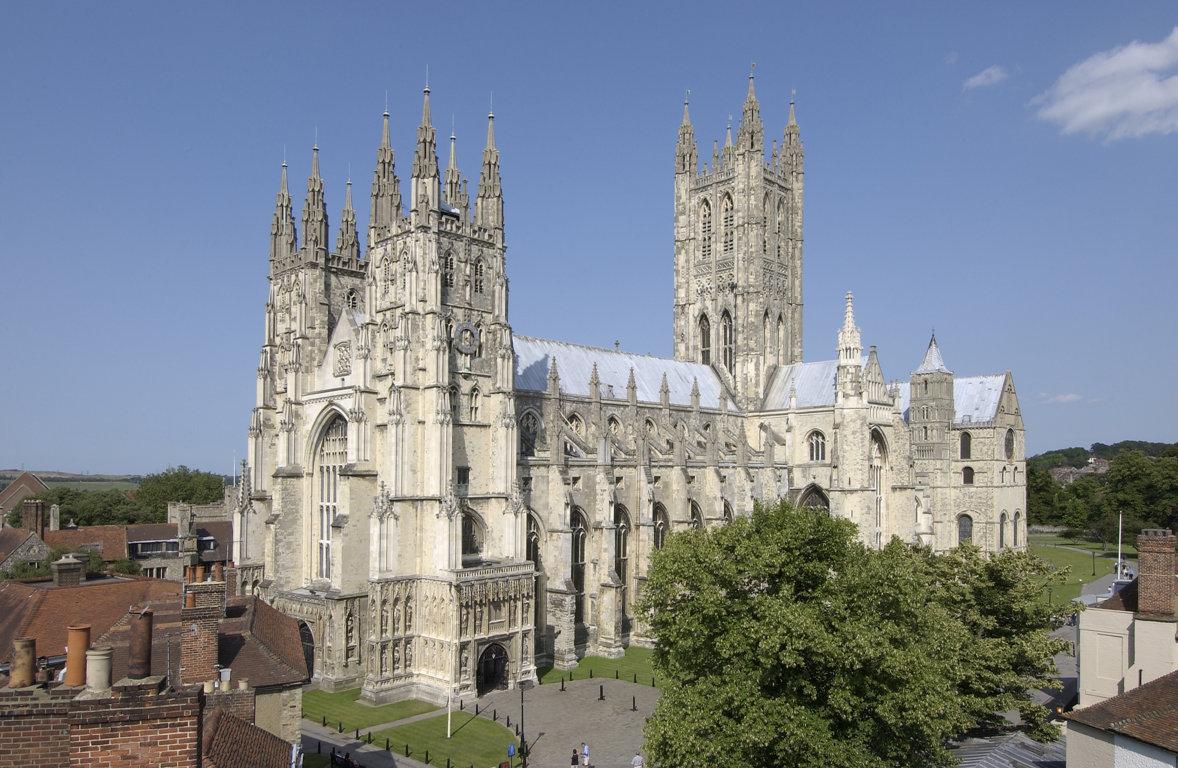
top-left (1065, 669), bottom-right (1178, 754)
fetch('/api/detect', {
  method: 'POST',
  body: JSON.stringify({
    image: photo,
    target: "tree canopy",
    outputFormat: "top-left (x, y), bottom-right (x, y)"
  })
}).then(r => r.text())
top-left (638, 502), bottom-right (1068, 768)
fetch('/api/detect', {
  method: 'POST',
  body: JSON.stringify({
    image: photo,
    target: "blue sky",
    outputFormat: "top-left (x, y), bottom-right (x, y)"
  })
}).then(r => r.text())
top-left (2, 2), bottom-right (1176, 474)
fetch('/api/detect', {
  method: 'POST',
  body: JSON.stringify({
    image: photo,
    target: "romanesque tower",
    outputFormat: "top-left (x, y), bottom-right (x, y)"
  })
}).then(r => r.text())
top-left (672, 75), bottom-right (804, 408)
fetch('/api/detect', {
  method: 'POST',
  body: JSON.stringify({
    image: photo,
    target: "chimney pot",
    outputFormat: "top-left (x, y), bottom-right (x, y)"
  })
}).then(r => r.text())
top-left (85, 646), bottom-right (113, 692)
top-left (65, 624), bottom-right (91, 686)
top-left (9, 638), bottom-right (35, 688)
top-left (237, 678), bottom-right (249, 690)
top-left (128, 609), bottom-right (154, 679)
top-left (213, 562), bottom-right (224, 581)
top-left (203, 680), bottom-right (215, 694)
top-left (195, 564), bottom-right (206, 582)
top-left (185, 591), bottom-right (197, 608)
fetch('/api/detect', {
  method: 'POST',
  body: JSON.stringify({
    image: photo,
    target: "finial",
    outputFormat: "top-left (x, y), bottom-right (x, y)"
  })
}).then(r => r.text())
top-left (384, 90), bottom-right (389, 116)
top-left (345, 177), bottom-right (353, 208)
top-left (451, 114), bottom-right (456, 140)
top-left (684, 87), bottom-right (691, 105)
top-left (790, 88), bottom-right (796, 105)
top-left (489, 91), bottom-right (494, 118)
top-left (425, 65), bottom-right (429, 92)
top-left (314, 125), bottom-right (318, 149)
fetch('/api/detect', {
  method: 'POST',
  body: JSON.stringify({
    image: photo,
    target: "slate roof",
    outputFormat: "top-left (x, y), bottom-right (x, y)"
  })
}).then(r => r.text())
top-left (0, 577), bottom-right (181, 664)
top-left (763, 359), bottom-right (846, 409)
top-left (513, 335), bottom-right (727, 409)
top-left (950, 732), bottom-right (1065, 767)
top-left (43, 525), bottom-right (129, 561)
top-left (196, 520), bottom-right (233, 562)
top-left (893, 374), bottom-right (1007, 426)
top-left (915, 335), bottom-right (950, 374)
top-left (203, 708), bottom-right (296, 768)
top-left (1065, 669), bottom-right (1178, 754)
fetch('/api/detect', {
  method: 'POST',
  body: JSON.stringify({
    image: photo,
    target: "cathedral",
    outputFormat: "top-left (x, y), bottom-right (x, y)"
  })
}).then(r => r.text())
top-left (233, 75), bottom-right (1027, 704)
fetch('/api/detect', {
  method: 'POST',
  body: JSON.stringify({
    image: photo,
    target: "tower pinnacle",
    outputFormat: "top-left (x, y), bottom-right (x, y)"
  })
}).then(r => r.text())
top-left (370, 108), bottom-right (402, 237)
top-left (269, 160), bottom-right (296, 268)
top-left (837, 291), bottom-right (861, 365)
top-left (337, 178), bottom-right (359, 263)
top-left (301, 145), bottom-right (328, 257)
top-left (676, 89), bottom-right (697, 174)
top-left (475, 109), bottom-right (503, 231)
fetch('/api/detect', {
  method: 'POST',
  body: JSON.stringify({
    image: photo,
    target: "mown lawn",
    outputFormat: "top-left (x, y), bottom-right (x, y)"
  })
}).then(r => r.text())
top-left (373, 711), bottom-right (518, 768)
top-left (537, 645), bottom-right (658, 687)
top-left (1028, 532), bottom-right (1138, 558)
top-left (302, 688), bottom-right (437, 731)
top-left (1029, 542), bottom-right (1118, 606)
top-left (301, 754), bottom-right (331, 768)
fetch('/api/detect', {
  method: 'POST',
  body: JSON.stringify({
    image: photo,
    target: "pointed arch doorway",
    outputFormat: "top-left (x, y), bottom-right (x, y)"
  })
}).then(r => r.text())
top-left (476, 643), bottom-right (509, 695)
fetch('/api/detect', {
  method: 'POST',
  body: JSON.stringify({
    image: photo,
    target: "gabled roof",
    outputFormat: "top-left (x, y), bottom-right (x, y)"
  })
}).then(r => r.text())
top-left (0, 528), bottom-right (37, 562)
top-left (893, 374), bottom-right (1007, 426)
top-left (763, 359), bottom-right (844, 410)
top-left (0, 472), bottom-right (49, 513)
top-left (1065, 669), bottom-right (1178, 753)
top-left (203, 708), bottom-right (297, 768)
top-left (43, 525), bottom-right (128, 561)
top-left (513, 335), bottom-right (727, 409)
top-left (0, 577), bottom-right (181, 663)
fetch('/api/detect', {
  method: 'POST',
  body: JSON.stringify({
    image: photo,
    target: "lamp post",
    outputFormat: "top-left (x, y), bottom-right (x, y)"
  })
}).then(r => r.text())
top-left (520, 680), bottom-right (527, 768)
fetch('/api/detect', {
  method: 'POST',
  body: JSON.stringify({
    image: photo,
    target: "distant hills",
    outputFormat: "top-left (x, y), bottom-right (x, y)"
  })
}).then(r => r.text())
top-left (1028, 441), bottom-right (1178, 473)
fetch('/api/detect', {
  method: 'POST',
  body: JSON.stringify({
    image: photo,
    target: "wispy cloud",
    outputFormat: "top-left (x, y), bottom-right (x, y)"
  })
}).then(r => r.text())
top-left (1037, 392), bottom-right (1084, 404)
top-left (1034, 27), bottom-right (1178, 140)
top-left (963, 65), bottom-right (1008, 90)
top-left (945, 51), bottom-right (959, 66)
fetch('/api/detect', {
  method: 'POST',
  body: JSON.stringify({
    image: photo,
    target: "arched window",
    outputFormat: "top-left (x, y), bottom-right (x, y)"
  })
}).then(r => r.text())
top-left (721, 310), bottom-right (734, 372)
top-left (443, 251), bottom-right (455, 288)
top-left (808, 431), bottom-right (826, 462)
top-left (474, 260), bottom-right (485, 294)
top-left (567, 412), bottom-right (584, 437)
top-left (526, 513), bottom-right (543, 644)
top-left (722, 501), bottom-right (733, 522)
top-left (461, 511), bottom-right (483, 565)
top-left (957, 514), bottom-right (973, 545)
top-left (698, 314), bottom-right (711, 365)
top-left (962, 466), bottom-right (975, 485)
top-left (1013, 511), bottom-right (1022, 547)
top-left (316, 415), bottom-right (347, 579)
top-left (571, 508), bottom-right (588, 624)
top-left (449, 386), bottom-right (459, 420)
top-left (345, 289), bottom-right (358, 311)
top-left (999, 511), bottom-right (1009, 549)
top-left (1005, 429), bottom-right (1015, 461)
top-left (762, 312), bottom-right (770, 354)
top-left (689, 500), bottom-right (703, 530)
top-left (922, 426), bottom-right (929, 441)
top-left (469, 387), bottom-right (481, 422)
top-left (526, 514), bottom-right (542, 569)
top-left (923, 380), bottom-right (928, 394)
top-left (700, 200), bottom-right (713, 261)
top-left (960, 432), bottom-right (971, 459)
top-left (519, 411), bottom-right (540, 456)
top-left (607, 416), bottom-right (622, 437)
top-left (721, 194), bottom-right (734, 255)
top-left (776, 314), bottom-right (785, 361)
top-left (614, 505), bottom-right (630, 584)
top-left (776, 200), bottom-right (785, 259)
top-left (798, 485), bottom-right (829, 512)
top-left (644, 418), bottom-right (656, 435)
top-left (922, 406), bottom-right (929, 419)
top-left (653, 503), bottom-right (669, 550)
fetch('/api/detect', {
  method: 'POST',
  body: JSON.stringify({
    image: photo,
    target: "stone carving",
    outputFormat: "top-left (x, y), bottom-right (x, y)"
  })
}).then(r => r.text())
top-left (334, 341), bottom-right (352, 377)
top-left (373, 482), bottom-right (397, 521)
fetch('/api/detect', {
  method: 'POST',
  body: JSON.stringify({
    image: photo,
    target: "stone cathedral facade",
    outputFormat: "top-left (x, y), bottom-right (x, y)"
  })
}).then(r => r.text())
top-left (234, 76), bottom-right (1027, 704)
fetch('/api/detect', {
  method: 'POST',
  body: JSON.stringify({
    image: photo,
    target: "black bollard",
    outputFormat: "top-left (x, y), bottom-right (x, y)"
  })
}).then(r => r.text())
top-left (355, 728), bottom-right (360, 740)
top-left (493, 708), bottom-right (497, 721)
top-left (447, 759), bottom-right (452, 768)
top-left (338, 720), bottom-right (343, 733)
top-left (367, 732), bottom-right (373, 744)
top-left (652, 675), bottom-right (656, 687)
top-left (475, 702), bottom-right (480, 715)
top-left (405, 743), bottom-right (410, 757)
top-left (560, 677), bottom-right (566, 692)
top-left (589, 668), bottom-right (594, 679)
top-left (506, 714), bottom-right (511, 728)
top-left (633, 673), bottom-right (638, 684)
top-left (322, 715), bottom-right (326, 726)
top-left (385, 737), bottom-right (390, 751)
top-left (425, 750), bottom-right (430, 764)
top-left (514, 723), bottom-right (519, 736)
top-left (632, 695), bottom-right (638, 711)
top-left (598, 684), bottom-right (605, 701)
top-left (460, 699), bottom-right (464, 710)
top-left (615, 669), bottom-right (619, 679)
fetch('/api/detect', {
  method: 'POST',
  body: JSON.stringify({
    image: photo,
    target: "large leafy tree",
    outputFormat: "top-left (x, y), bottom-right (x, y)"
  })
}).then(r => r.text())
top-left (638, 502), bottom-right (1067, 768)
top-left (132, 466), bottom-right (225, 520)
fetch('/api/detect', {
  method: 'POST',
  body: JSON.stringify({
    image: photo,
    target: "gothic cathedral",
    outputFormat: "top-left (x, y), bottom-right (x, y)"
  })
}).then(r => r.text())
top-left (234, 76), bottom-right (1027, 703)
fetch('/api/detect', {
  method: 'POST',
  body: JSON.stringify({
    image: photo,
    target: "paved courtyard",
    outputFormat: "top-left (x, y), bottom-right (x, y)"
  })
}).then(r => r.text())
top-left (482, 678), bottom-right (660, 768)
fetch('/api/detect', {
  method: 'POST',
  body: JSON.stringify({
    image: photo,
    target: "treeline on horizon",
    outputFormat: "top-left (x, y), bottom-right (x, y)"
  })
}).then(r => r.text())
top-left (3, 466), bottom-right (226, 528)
top-left (1027, 441), bottom-right (1178, 541)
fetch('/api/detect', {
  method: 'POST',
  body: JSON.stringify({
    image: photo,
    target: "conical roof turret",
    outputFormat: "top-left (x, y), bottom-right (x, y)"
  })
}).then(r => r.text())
top-left (914, 334), bottom-right (950, 374)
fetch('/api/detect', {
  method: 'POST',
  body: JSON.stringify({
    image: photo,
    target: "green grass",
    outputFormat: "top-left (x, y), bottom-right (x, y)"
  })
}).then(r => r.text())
top-left (1029, 542), bottom-right (1118, 606)
top-left (301, 754), bottom-right (331, 768)
top-left (537, 645), bottom-right (658, 687)
top-left (302, 688), bottom-right (438, 731)
top-left (373, 711), bottom-right (518, 768)
top-left (1028, 532), bottom-right (1138, 558)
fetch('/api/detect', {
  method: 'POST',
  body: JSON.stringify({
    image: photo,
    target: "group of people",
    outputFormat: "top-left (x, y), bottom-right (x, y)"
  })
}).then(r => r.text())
top-left (570, 742), bottom-right (645, 768)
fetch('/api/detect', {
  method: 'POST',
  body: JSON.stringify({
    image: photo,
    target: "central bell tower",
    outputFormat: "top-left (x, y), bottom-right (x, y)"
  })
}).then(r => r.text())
top-left (672, 75), bottom-right (804, 407)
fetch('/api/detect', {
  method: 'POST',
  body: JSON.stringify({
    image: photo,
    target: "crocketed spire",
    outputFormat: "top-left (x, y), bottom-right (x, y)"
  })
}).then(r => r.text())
top-left (411, 85), bottom-right (438, 180)
top-left (837, 291), bottom-right (861, 365)
top-left (475, 110), bottom-right (503, 231)
top-left (369, 108), bottom-right (401, 236)
top-left (301, 145), bottom-right (329, 257)
top-left (443, 126), bottom-right (468, 215)
top-left (736, 71), bottom-right (763, 154)
top-left (675, 91), bottom-right (697, 174)
top-left (269, 161), bottom-right (296, 268)
top-left (336, 179), bottom-right (359, 263)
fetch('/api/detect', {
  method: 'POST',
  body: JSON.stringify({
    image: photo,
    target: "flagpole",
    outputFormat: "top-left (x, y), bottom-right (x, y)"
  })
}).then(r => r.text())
top-left (1117, 510), bottom-right (1123, 580)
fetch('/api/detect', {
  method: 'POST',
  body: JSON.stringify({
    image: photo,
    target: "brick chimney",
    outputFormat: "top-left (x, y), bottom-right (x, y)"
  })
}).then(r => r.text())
top-left (20, 499), bottom-right (46, 538)
top-left (179, 571), bottom-right (226, 685)
top-left (52, 553), bottom-right (84, 587)
top-left (1136, 528), bottom-right (1176, 617)
top-left (225, 561), bottom-right (238, 599)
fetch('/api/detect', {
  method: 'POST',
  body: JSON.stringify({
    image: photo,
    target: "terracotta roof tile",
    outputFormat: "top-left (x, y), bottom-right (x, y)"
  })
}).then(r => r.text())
top-left (43, 525), bottom-right (128, 561)
top-left (0, 472), bottom-right (49, 512)
top-left (0, 577), bottom-right (180, 663)
top-left (203, 708), bottom-right (294, 768)
top-left (1065, 669), bottom-right (1178, 753)
top-left (0, 528), bottom-right (35, 561)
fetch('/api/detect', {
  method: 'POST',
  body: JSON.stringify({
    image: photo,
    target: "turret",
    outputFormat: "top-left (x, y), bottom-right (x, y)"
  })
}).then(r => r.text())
top-left (444, 128), bottom-right (469, 217)
top-left (369, 109), bottom-right (401, 241)
top-left (410, 85), bottom-right (439, 215)
top-left (910, 334), bottom-right (955, 458)
top-left (301, 145), bottom-right (329, 259)
top-left (675, 94), bottom-right (697, 175)
top-left (336, 180), bottom-right (360, 263)
top-left (836, 291), bottom-right (863, 400)
top-left (269, 161), bottom-right (296, 271)
top-left (735, 72), bottom-right (763, 155)
top-left (475, 110), bottom-right (504, 233)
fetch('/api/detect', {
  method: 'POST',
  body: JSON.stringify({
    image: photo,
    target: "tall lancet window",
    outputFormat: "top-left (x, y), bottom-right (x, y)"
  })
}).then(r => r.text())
top-left (469, 387), bottom-right (481, 422)
top-left (474, 259), bottom-right (485, 294)
top-left (613, 505), bottom-right (631, 614)
top-left (761, 194), bottom-right (769, 255)
top-left (316, 415), bottom-right (347, 580)
top-left (721, 195), bottom-right (735, 255)
top-left (700, 200), bottom-right (713, 261)
top-left (776, 200), bottom-right (786, 259)
top-left (571, 507), bottom-right (588, 624)
top-left (699, 314), bottom-right (711, 365)
top-left (443, 251), bottom-right (455, 288)
top-left (720, 310), bottom-right (734, 372)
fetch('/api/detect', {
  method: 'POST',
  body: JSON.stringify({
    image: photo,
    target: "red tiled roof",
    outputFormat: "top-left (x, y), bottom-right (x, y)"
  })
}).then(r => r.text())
top-left (0, 472), bottom-right (49, 513)
top-left (203, 708), bottom-right (294, 768)
top-left (1066, 669), bottom-right (1178, 753)
top-left (0, 577), bottom-right (181, 663)
top-left (43, 525), bottom-right (128, 561)
top-left (0, 528), bottom-right (36, 561)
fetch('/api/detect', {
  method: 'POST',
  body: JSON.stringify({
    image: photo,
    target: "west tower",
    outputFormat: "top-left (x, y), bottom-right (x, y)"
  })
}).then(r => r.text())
top-left (672, 75), bottom-right (804, 408)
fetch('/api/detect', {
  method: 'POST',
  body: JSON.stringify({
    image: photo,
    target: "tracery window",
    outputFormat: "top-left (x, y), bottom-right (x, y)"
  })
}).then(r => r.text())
top-left (721, 310), bottom-right (734, 372)
top-left (960, 432), bottom-right (972, 460)
top-left (722, 501), bottom-right (733, 522)
top-left (469, 387), bottom-right (481, 422)
top-left (443, 251), bottom-right (455, 288)
top-left (614, 505), bottom-right (630, 588)
top-left (316, 415), bottom-right (347, 580)
top-left (700, 200), bottom-right (713, 261)
top-left (567, 413), bottom-right (584, 437)
top-left (957, 514), bottom-right (973, 545)
top-left (571, 507), bottom-right (588, 624)
top-left (519, 411), bottom-right (540, 456)
top-left (777, 315), bottom-right (785, 361)
top-left (474, 260), bottom-right (485, 294)
top-left (808, 431), bottom-right (826, 462)
top-left (699, 314), bottom-right (711, 365)
top-left (461, 511), bottom-right (483, 564)
top-left (449, 386), bottom-right (459, 420)
top-left (608, 416), bottom-right (622, 437)
top-left (345, 289), bottom-right (358, 310)
top-left (721, 194), bottom-right (734, 255)
top-left (689, 500), bottom-right (703, 530)
top-left (653, 503), bottom-right (669, 550)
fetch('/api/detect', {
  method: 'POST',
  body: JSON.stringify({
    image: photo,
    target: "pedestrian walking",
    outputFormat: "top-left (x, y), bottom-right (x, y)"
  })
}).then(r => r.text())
top-left (631, 751), bottom-right (645, 768)
top-left (571, 749), bottom-right (579, 768)
top-left (581, 741), bottom-right (590, 767)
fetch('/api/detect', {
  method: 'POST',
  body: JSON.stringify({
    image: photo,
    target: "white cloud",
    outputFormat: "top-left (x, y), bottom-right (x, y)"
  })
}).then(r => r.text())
top-left (945, 51), bottom-right (959, 66)
top-left (1037, 392), bottom-right (1084, 404)
top-left (963, 65), bottom-right (1008, 90)
top-left (1035, 27), bottom-right (1178, 140)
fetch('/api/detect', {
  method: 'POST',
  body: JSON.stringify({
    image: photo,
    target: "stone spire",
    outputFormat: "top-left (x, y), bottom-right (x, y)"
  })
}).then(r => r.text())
top-left (301, 145), bottom-right (329, 258)
top-left (783, 92), bottom-right (803, 171)
top-left (269, 161), bottom-right (296, 268)
top-left (369, 108), bottom-right (401, 237)
top-left (837, 291), bottom-right (861, 366)
top-left (915, 334), bottom-right (950, 374)
top-left (723, 117), bottom-right (733, 164)
top-left (336, 179), bottom-right (359, 262)
top-left (675, 92), bottom-right (697, 175)
top-left (475, 110), bottom-right (503, 231)
top-left (443, 126), bottom-right (468, 215)
top-left (736, 71), bottom-right (763, 154)
top-left (412, 84), bottom-right (439, 180)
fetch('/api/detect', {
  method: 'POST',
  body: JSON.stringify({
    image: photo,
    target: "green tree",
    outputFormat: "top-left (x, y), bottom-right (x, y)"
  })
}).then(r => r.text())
top-left (1026, 466), bottom-right (1062, 525)
top-left (133, 466), bottom-right (225, 521)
